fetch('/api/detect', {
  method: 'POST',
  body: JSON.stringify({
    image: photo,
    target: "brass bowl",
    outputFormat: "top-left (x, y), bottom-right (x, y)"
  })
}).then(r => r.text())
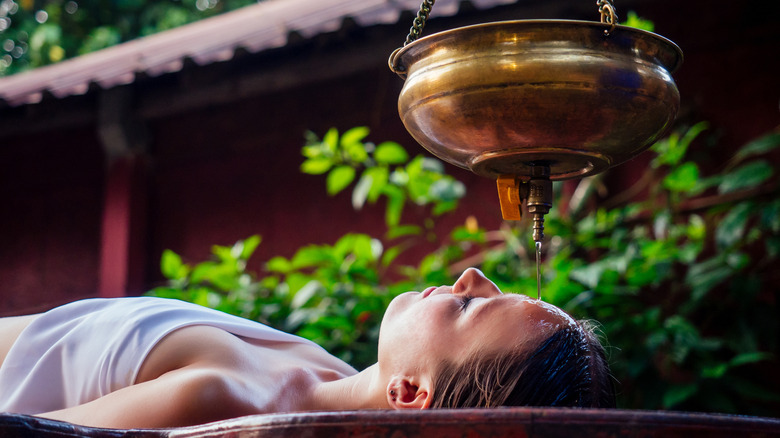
top-left (392, 20), bottom-right (683, 180)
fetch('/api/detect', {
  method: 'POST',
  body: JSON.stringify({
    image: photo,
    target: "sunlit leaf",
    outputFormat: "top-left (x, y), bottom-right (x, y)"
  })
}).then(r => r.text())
top-left (663, 162), bottom-right (700, 192)
top-left (383, 185), bottom-right (406, 227)
top-left (291, 245), bottom-right (333, 268)
top-left (326, 165), bottom-right (356, 195)
top-left (569, 262), bottom-right (608, 288)
top-left (323, 128), bottom-right (339, 153)
top-left (352, 172), bottom-right (372, 210)
top-left (291, 280), bottom-right (321, 309)
top-left (433, 200), bottom-right (458, 215)
top-left (240, 235), bottom-right (262, 259)
top-left (374, 141), bottom-right (409, 164)
top-left (622, 11), bottom-right (655, 32)
top-left (345, 142), bottom-right (369, 163)
top-left (301, 157), bottom-right (333, 175)
top-left (266, 256), bottom-right (292, 274)
top-left (386, 224), bottom-right (422, 239)
top-left (365, 167), bottom-right (389, 202)
top-left (302, 144), bottom-right (325, 158)
top-left (160, 249), bottom-right (188, 280)
top-left (340, 126), bottom-right (370, 148)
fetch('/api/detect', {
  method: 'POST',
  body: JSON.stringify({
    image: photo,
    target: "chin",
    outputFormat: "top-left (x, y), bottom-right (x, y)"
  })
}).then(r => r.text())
top-left (377, 292), bottom-right (415, 338)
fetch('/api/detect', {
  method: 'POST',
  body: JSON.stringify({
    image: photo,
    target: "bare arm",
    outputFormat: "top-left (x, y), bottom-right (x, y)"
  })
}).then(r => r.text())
top-left (38, 366), bottom-right (257, 429)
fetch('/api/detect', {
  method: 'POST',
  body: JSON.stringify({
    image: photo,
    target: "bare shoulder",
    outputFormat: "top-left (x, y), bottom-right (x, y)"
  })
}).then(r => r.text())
top-left (136, 324), bottom-right (250, 384)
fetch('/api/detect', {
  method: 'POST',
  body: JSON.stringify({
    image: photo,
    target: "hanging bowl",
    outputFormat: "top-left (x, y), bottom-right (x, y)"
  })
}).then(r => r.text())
top-left (391, 20), bottom-right (683, 180)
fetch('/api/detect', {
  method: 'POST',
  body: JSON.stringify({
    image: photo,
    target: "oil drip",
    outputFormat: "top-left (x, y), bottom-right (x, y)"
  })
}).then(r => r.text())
top-left (535, 240), bottom-right (542, 300)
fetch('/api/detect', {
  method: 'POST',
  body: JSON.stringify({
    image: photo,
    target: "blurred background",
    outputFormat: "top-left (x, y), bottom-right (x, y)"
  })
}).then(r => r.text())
top-left (0, 0), bottom-right (778, 416)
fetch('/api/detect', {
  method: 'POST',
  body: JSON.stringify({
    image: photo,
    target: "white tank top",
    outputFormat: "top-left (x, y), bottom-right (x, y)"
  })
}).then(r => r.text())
top-left (0, 297), bottom-right (319, 415)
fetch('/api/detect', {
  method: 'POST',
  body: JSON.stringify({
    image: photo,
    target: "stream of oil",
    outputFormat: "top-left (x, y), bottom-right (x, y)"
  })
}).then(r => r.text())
top-left (535, 241), bottom-right (542, 300)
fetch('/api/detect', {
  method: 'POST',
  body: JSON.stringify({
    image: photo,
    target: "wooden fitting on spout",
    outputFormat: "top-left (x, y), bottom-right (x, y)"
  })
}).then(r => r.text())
top-left (496, 175), bottom-right (524, 221)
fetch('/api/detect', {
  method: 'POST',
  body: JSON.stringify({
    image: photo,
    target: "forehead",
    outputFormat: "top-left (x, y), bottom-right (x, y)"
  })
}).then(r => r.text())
top-left (474, 294), bottom-right (574, 352)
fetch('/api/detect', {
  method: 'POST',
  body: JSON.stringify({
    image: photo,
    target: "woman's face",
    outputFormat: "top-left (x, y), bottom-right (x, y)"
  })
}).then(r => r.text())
top-left (378, 268), bottom-right (574, 372)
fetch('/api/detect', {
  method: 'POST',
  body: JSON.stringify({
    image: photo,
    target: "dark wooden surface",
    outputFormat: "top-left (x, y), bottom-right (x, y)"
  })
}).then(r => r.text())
top-left (2, 408), bottom-right (779, 437)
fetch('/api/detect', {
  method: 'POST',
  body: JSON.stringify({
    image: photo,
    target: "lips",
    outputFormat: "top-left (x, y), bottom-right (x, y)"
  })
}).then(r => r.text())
top-left (422, 286), bottom-right (437, 298)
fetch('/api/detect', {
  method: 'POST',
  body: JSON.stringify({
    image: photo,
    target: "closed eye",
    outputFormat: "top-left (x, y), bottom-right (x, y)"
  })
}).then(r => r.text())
top-left (460, 295), bottom-right (475, 310)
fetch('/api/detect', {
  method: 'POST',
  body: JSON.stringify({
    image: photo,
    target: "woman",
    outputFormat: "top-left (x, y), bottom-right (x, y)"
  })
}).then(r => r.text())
top-left (0, 268), bottom-right (614, 428)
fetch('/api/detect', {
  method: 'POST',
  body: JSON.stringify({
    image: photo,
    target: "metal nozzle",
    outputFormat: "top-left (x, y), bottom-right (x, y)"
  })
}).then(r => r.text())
top-left (526, 166), bottom-right (552, 243)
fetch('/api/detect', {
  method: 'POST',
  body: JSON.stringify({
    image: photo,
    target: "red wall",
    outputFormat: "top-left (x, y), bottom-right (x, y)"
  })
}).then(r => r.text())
top-left (0, 128), bottom-right (104, 314)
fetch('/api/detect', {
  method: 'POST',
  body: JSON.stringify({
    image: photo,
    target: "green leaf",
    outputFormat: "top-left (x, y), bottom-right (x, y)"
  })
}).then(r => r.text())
top-left (729, 351), bottom-right (773, 367)
top-left (365, 167), bottom-right (389, 202)
top-left (731, 132), bottom-right (780, 164)
top-left (761, 200), bottom-right (780, 233)
top-left (433, 200), bottom-right (458, 216)
top-left (291, 246), bottom-right (333, 268)
top-left (340, 126), bottom-right (370, 148)
top-left (190, 262), bottom-right (239, 291)
top-left (430, 179), bottom-right (466, 201)
top-left (718, 160), bottom-right (773, 194)
top-left (352, 172), bottom-right (373, 210)
top-left (212, 244), bottom-right (236, 263)
top-left (662, 162), bottom-right (700, 193)
top-left (686, 264), bottom-right (731, 302)
top-left (344, 142), bottom-right (369, 163)
top-left (266, 256), bottom-right (292, 273)
top-left (663, 383), bottom-right (698, 408)
top-left (715, 202), bottom-right (752, 248)
top-left (374, 141), bottom-right (409, 165)
top-left (301, 158), bottom-right (333, 175)
top-left (302, 144), bottom-right (325, 158)
top-left (291, 280), bottom-right (321, 309)
top-left (326, 165), bottom-right (356, 195)
top-left (381, 245), bottom-right (404, 267)
top-left (569, 261), bottom-right (608, 289)
top-left (701, 363), bottom-right (728, 379)
top-left (652, 122), bottom-right (708, 167)
top-left (160, 249), bottom-right (188, 280)
top-left (240, 235), bottom-right (262, 259)
top-left (383, 185), bottom-right (406, 227)
top-left (687, 214), bottom-right (706, 240)
top-left (323, 128), bottom-right (339, 153)
top-left (622, 11), bottom-right (655, 32)
top-left (386, 224), bottom-right (422, 239)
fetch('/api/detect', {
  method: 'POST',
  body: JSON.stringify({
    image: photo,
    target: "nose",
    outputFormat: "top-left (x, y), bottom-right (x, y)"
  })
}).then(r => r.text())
top-left (452, 268), bottom-right (502, 298)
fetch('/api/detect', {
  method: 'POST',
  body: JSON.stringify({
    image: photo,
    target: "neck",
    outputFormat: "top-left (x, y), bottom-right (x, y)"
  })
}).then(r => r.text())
top-left (303, 363), bottom-right (387, 411)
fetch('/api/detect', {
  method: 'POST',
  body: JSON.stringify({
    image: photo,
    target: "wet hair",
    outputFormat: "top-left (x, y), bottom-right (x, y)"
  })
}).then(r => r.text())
top-left (429, 321), bottom-right (615, 408)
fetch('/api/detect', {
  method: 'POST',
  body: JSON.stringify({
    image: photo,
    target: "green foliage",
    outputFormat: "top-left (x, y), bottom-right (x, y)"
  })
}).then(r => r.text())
top-left (623, 11), bottom-right (655, 32)
top-left (150, 124), bottom-right (780, 414)
top-left (301, 127), bottom-right (465, 230)
top-left (0, 0), bottom-right (257, 76)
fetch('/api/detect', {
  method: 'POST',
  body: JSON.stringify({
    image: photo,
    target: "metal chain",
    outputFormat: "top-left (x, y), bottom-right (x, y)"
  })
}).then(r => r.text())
top-left (404, 0), bottom-right (436, 45)
top-left (391, 0), bottom-right (617, 74)
top-left (597, 0), bottom-right (618, 35)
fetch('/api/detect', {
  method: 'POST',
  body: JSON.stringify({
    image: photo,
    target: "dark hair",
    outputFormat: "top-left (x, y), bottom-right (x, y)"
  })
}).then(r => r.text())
top-left (429, 321), bottom-right (616, 408)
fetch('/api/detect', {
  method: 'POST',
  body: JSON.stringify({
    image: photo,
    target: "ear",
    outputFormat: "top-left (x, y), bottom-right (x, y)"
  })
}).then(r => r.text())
top-left (387, 376), bottom-right (432, 410)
